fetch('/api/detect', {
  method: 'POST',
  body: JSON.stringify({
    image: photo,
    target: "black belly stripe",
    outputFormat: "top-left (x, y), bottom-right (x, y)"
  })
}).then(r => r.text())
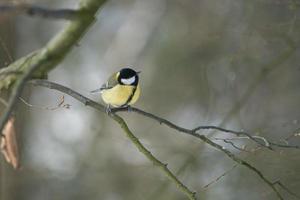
top-left (121, 86), bottom-right (137, 107)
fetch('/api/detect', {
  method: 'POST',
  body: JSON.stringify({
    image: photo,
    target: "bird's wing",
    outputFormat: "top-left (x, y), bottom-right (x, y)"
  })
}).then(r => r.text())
top-left (103, 72), bottom-right (119, 89)
top-left (90, 72), bottom-right (119, 93)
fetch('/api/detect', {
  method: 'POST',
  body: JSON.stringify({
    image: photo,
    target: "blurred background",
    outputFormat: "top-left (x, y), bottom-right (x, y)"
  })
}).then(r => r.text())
top-left (1, 0), bottom-right (300, 199)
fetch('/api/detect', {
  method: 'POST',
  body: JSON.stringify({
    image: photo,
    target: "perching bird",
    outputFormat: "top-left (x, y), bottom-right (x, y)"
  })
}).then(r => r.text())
top-left (91, 68), bottom-right (141, 110)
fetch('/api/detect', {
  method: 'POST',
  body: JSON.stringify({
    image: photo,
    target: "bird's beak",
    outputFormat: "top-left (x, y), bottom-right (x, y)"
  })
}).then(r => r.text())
top-left (137, 71), bottom-right (141, 74)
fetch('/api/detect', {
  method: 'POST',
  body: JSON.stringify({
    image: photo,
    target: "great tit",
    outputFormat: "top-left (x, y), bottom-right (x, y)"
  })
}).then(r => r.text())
top-left (91, 68), bottom-right (141, 108)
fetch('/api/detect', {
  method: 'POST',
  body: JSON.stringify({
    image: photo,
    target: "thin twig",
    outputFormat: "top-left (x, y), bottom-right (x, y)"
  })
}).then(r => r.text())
top-left (0, 36), bottom-right (14, 63)
top-left (0, 98), bottom-right (8, 107)
top-left (0, 71), bottom-right (23, 77)
top-left (206, 37), bottom-right (296, 138)
top-left (0, 0), bottom-right (107, 92)
top-left (283, 129), bottom-right (300, 144)
top-left (115, 107), bottom-right (300, 150)
top-left (202, 164), bottom-right (238, 189)
top-left (0, 0), bottom-right (108, 131)
top-left (19, 96), bottom-right (70, 110)
top-left (0, 4), bottom-right (80, 20)
top-left (28, 79), bottom-right (294, 200)
top-left (273, 180), bottom-right (300, 199)
top-left (0, 58), bottom-right (47, 137)
top-left (213, 137), bottom-right (252, 153)
top-left (268, 141), bottom-right (300, 149)
top-left (193, 126), bottom-right (272, 149)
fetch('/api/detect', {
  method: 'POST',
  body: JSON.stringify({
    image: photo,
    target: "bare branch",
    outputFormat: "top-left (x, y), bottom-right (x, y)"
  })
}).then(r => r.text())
top-left (213, 137), bottom-right (252, 153)
top-left (0, 59), bottom-right (47, 137)
top-left (19, 96), bottom-right (70, 110)
top-left (0, 97), bottom-right (8, 107)
top-left (0, 36), bottom-right (14, 62)
top-left (285, 129), bottom-right (300, 141)
top-left (0, 3), bottom-right (80, 20)
top-left (0, 0), bottom-right (107, 134)
top-left (111, 114), bottom-right (197, 200)
top-left (0, 71), bottom-right (23, 77)
top-left (206, 36), bottom-right (296, 137)
top-left (0, 0), bottom-right (108, 91)
top-left (114, 107), bottom-right (300, 150)
top-left (28, 79), bottom-right (197, 200)
top-left (192, 125), bottom-right (272, 149)
top-left (273, 180), bottom-right (300, 199)
top-left (202, 164), bottom-right (238, 189)
top-left (28, 79), bottom-right (296, 200)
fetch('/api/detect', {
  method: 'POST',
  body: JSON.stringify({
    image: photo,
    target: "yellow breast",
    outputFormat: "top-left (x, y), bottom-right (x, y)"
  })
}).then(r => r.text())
top-left (101, 84), bottom-right (140, 107)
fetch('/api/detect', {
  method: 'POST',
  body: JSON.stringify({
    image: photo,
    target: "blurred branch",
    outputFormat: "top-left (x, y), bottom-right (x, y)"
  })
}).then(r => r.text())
top-left (19, 96), bottom-right (70, 110)
top-left (213, 137), bottom-right (252, 153)
top-left (28, 79), bottom-right (197, 200)
top-left (28, 79), bottom-right (300, 200)
top-left (0, 36), bottom-right (14, 63)
top-left (116, 107), bottom-right (300, 150)
top-left (111, 114), bottom-right (197, 200)
top-left (213, 136), bottom-right (300, 151)
top-left (0, 59), bottom-right (47, 136)
top-left (285, 130), bottom-right (300, 141)
top-left (0, 0), bottom-right (107, 133)
top-left (0, 71), bottom-right (22, 77)
top-left (273, 180), bottom-right (300, 199)
top-left (0, 98), bottom-right (8, 107)
top-left (193, 125), bottom-right (272, 149)
top-left (147, 155), bottom-right (197, 200)
top-left (0, 0), bottom-right (107, 90)
top-left (208, 36), bottom-right (297, 137)
top-left (0, 3), bottom-right (80, 20)
top-left (202, 164), bottom-right (238, 190)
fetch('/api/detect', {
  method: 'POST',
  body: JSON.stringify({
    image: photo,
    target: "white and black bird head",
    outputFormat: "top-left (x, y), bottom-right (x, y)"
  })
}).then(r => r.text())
top-left (118, 68), bottom-right (140, 86)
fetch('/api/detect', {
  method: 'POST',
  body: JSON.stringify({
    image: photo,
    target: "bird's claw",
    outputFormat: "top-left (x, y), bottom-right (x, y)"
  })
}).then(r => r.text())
top-left (105, 105), bottom-right (112, 114)
top-left (126, 105), bottom-right (133, 112)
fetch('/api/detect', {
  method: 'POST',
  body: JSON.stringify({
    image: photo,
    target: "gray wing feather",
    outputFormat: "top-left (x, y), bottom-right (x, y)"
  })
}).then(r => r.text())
top-left (104, 72), bottom-right (119, 89)
top-left (90, 72), bottom-right (118, 93)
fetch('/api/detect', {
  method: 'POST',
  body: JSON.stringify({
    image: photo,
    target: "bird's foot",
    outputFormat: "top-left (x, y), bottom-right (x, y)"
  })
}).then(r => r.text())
top-left (126, 105), bottom-right (133, 112)
top-left (105, 105), bottom-right (112, 114)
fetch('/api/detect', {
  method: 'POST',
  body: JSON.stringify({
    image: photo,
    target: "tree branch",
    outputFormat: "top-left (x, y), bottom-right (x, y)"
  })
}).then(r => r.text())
top-left (0, 0), bottom-right (107, 90)
top-left (207, 35), bottom-right (297, 137)
top-left (0, 3), bottom-right (80, 20)
top-left (202, 164), bottom-right (238, 189)
top-left (0, 57), bottom-right (47, 136)
top-left (114, 107), bottom-right (300, 150)
top-left (0, 0), bottom-right (107, 135)
top-left (273, 180), bottom-right (300, 199)
top-left (111, 114), bottom-right (197, 200)
top-left (192, 125), bottom-right (272, 149)
top-left (28, 79), bottom-right (299, 200)
top-left (28, 79), bottom-right (197, 200)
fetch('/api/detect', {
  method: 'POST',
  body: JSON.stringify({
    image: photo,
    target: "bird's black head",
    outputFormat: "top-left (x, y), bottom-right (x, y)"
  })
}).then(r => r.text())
top-left (118, 68), bottom-right (140, 86)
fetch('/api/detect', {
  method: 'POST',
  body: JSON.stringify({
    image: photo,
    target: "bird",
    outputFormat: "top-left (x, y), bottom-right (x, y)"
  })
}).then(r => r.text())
top-left (91, 68), bottom-right (141, 111)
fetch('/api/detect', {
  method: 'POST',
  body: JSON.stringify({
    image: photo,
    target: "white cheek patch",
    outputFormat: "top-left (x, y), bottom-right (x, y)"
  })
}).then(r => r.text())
top-left (121, 76), bottom-right (136, 85)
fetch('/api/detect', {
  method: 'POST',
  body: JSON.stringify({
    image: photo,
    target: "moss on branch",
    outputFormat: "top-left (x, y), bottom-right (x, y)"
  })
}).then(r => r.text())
top-left (0, 0), bottom-right (107, 90)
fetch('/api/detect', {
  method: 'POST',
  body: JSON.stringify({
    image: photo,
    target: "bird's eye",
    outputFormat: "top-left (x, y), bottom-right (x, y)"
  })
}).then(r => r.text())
top-left (121, 76), bottom-right (136, 85)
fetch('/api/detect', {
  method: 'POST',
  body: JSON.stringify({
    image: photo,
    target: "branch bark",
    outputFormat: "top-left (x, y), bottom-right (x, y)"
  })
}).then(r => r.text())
top-left (0, 3), bottom-right (80, 20)
top-left (0, 0), bottom-right (107, 135)
top-left (0, 0), bottom-right (108, 90)
top-left (28, 79), bottom-right (197, 200)
top-left (28, 79), bottom-right (298, 200)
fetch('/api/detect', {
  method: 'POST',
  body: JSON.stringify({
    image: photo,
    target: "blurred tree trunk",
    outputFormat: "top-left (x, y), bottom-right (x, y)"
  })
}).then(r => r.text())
top-left (0, 1), bottom-right (16, 199)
